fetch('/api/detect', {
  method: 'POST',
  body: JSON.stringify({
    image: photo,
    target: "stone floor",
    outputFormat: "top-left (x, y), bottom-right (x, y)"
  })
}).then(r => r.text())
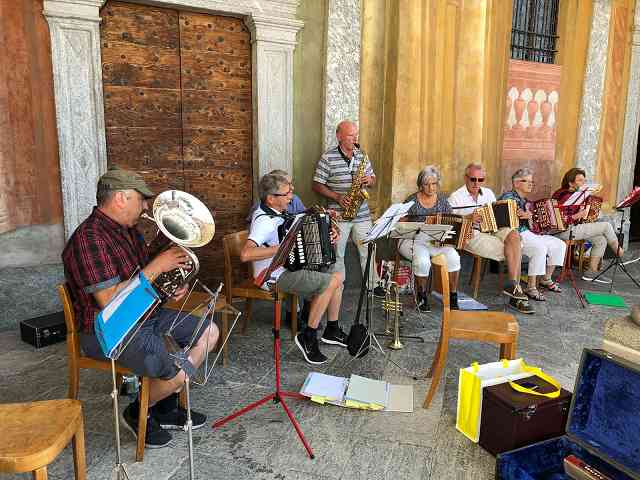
top-left (2, 249), bottom-right (640, 479)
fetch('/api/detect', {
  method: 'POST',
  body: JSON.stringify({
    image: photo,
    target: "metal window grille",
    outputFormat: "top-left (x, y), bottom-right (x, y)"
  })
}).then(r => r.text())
top-left (511, 0), bottom-right (559, 64)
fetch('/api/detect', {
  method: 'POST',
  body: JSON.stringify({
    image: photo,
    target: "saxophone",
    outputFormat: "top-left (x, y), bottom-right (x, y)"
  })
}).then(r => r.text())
top-left (341, 150), bottom-right (370, 220)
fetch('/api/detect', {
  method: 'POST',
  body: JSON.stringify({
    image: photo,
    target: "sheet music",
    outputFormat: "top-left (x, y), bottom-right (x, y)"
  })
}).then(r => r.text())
top-left (364, 201), bottom-right (414, 242)
top-left (562, 184), bottom-right (600, 206)
top-left (101, 274), bottom-right (142, 323)
top-left (391, 222), bottom-right (454, 242)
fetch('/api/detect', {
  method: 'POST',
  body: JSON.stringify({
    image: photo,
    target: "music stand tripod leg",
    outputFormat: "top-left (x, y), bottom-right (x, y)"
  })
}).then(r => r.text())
top-left (110, 358), bottom-right (130, 480)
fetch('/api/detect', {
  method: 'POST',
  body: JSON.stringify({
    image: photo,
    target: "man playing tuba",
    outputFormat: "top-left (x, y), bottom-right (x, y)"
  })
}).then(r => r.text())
top-left (62, 166), bottom-right (219, 451)
top-left (312, 120), bottom-right (384, 296)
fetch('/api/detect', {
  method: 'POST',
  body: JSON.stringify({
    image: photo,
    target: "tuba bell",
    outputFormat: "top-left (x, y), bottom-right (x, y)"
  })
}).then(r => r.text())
top-left (142, 190), bottom-right (215, 299)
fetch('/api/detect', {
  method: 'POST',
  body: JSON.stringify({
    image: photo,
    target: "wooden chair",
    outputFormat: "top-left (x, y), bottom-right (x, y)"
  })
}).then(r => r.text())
top-left (469, 254), bottom-right (505, 299)
top-left (423, 254), bottom-right (519, 408)
top-left (57, 284), bottom-right (150, 463)
top-left (223, 230), bottom-right (298, 337)
top-left (0, 399), bottom-right (85, 479)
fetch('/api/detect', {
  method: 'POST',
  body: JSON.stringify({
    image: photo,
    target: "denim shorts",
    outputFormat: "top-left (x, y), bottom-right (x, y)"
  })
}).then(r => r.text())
top-left (80, 308), bottom-right (206, 380)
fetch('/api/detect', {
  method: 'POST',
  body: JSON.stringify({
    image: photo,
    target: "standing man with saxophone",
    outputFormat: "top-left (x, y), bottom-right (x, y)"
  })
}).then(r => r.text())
top-left (312, 120), bottom-right (383, 295)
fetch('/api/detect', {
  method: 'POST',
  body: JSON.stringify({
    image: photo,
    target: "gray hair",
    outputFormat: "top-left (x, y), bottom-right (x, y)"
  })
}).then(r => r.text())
top-left (268, 169), bottom-right (289, 178)
top-left (258, 173), bottom-right (289, 202)
top-left (416, 165), bottom-right (441, 188)
top-left (511, 167), bottom-right (534, 183)
top-left (464, 163), bottom-right (484, 176)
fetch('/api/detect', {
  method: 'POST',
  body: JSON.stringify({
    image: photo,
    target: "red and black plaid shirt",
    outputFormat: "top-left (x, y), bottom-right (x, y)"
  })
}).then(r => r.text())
top-left (62, 207), bottom-right (149, 333)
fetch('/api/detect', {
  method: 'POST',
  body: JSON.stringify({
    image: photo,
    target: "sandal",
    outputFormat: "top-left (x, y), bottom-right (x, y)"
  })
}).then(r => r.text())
top-left (524, 287), bottom-right (546, 301)
top-left (539, 279), bottom-right (562, 293)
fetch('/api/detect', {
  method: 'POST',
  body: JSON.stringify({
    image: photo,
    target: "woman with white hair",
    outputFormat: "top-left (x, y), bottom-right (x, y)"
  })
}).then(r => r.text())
top-left (399, 165), bottom-right (461, 312)
top-left (499, 168), bottom-right (566, 301)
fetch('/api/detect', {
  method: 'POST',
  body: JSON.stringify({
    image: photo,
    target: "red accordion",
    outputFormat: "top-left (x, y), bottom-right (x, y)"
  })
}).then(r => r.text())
top-left (526, 198), bottom-right (566, 235)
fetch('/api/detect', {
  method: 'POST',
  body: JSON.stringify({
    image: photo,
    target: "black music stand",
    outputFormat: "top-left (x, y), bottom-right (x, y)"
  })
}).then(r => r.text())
top-left (212, 225), bottom-right (315, 459)
top-left (591, 188), bottom-right (640, 291)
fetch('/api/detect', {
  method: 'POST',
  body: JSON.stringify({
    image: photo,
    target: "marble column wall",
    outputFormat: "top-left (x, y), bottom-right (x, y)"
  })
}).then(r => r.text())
top-left (323, 0), bottom-right (361, 151)
top-left (575, 0), bottom-right (611, 177)
top-left (617, 1), bottom-right (640, 204)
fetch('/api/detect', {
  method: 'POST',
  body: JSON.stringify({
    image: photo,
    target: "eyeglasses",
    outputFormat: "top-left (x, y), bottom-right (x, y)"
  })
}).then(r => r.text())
top-left (468, 177), bottom-right (485, 183)
top-left (422, 182), bottom-right (438, 188)
top-left (517, 179), bottom-right (535, 184)
top-left (272, 189), bottom-right (293, 197)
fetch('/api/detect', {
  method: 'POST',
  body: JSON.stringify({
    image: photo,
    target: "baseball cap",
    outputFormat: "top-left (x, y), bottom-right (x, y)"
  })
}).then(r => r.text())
top-left (98, 165), bottom-right (155, 198)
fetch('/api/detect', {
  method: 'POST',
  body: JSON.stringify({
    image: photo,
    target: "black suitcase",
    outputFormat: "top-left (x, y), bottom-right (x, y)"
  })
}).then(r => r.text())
top-left (20, 312), bottom-right (67, 348)
top-left (479, 375), bottom-right (572, 456)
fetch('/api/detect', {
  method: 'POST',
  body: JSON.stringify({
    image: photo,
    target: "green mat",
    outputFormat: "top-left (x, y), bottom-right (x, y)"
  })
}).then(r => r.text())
top-left (583, 292), bottom-right (627, 308)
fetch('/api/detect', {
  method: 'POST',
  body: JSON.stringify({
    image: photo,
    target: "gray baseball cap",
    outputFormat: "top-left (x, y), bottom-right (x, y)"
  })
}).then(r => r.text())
top-left (98, 166), bottom-right (154, 198)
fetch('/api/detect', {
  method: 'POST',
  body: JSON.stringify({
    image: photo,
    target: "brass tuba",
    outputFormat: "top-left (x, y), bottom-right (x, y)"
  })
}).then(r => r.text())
top-left (341, 148), bottom-right (370, 220)
top-left (142, 190), bottom-right (215, 299)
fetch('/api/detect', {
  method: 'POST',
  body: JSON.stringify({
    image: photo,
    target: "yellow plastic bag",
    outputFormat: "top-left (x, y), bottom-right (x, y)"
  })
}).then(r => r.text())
top-left (456, 359), bottom-right (560, 442)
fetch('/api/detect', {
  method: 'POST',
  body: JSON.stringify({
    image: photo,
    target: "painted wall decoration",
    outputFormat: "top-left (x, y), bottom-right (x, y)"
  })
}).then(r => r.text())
top-left (501, 60), bottom-right (562, 198)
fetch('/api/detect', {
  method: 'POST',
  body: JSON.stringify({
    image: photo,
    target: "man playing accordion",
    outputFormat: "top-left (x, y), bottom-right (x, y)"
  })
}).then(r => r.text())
top-left (242, 173), bottom-right (345, 365)
top-left (552, 168), bottom-right (623, 283)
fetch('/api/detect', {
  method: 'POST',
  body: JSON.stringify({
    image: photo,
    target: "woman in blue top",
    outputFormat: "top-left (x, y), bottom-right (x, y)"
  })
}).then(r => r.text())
top-left (398, 165), bottom-right (461, 311)
top-left (498, 168), bottom-right (566, 301)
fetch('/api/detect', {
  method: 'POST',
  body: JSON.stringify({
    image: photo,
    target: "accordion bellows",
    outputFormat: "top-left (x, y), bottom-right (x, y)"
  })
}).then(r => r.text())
top-left (477, 200), bottom-right (519, 233)
top-left (527, 198), bottom-right (566, 235)
top-left (425, 214), bottom-right (473, 249)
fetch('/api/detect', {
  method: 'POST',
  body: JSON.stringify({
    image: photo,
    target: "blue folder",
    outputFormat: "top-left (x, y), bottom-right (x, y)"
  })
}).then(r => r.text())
top-left (95, 272), bottom-right (160, 359)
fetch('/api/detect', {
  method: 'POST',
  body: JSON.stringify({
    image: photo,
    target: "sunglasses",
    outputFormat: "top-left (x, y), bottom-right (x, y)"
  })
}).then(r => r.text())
top-left (468, 177), bottom-right (485, 183)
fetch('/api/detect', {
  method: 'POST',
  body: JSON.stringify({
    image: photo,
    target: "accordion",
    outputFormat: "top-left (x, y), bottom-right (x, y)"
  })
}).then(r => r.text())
top-left (425, 214), bottom-right (473, 250)
top-left (477, 200), bottom-right (519, 233)
top-left (583, 195), bottom-right (603, 223)
top-left (526, 198), bottom-right (566, 235)
top-left (284, 213), bottom-right (336, 271)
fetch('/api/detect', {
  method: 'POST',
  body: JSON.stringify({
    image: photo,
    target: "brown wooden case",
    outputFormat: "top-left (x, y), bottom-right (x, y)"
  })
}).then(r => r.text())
top-left (479, 375), bottom-right (572, 456)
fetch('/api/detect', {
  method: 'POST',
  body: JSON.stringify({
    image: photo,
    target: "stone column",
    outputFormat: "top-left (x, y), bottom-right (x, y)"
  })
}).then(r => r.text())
top-left (43, 0), bottom-right (108, 239)
top-left (617, 2), bottom-right (640, 204)
top-left (323, 0), bottom-right (361, 150)
top-left (575, 0), bottom-right (611, 178)
top-left (245, 16), bottom-right (303, 181)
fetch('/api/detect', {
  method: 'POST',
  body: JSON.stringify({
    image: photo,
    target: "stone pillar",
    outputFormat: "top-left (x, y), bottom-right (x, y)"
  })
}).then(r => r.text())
top-left (617, 2), bottom-right (640, 204)
top-left (323, 0), bottom-right (361, 151)
top-left (575, 0), bottom-right (611, 178)
top-left (43, 0), bottom-right (108, 239)
top-left (245, 16), bottom-right (303, 180)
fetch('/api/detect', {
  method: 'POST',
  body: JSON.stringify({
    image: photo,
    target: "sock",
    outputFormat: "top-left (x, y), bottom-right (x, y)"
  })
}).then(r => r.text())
top-left (303, 325), bottom-right (317, 342)
top-left (326, 320), bottom-right (338, 330)
top-left (153, 392), bottom-right (178, 415)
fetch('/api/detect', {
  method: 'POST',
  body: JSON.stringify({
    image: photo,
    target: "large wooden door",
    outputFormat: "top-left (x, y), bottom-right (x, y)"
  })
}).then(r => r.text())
top-left (101, 1), bottom-right (252, 286)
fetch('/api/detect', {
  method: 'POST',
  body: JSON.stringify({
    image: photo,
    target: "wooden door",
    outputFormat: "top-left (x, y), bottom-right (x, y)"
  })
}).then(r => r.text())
top-left (101, 1), bottom-right (252, 287)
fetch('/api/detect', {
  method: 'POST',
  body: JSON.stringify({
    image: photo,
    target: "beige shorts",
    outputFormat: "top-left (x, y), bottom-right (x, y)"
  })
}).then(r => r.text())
top-left (463, 227), bottom-right (516, 261)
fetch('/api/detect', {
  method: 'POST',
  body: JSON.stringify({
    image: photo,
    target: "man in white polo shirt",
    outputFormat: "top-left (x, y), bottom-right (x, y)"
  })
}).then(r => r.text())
top-left (448, 163), bottom-right (534, 314)
top-left (241, 173), bottom-right (346, 365)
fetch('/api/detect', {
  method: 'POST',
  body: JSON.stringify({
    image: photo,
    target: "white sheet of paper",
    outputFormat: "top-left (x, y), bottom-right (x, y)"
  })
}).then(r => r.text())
top-left (301, 372), bottom-right (348, 402)
top-left (101, 275), bottom-right (141, 323)
top-left (365, 201), bottom-right (415, 242)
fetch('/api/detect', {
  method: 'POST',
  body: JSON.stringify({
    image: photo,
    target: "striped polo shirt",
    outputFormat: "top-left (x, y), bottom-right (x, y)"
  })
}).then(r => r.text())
top-left (313, 145), bottom-right (374, 222)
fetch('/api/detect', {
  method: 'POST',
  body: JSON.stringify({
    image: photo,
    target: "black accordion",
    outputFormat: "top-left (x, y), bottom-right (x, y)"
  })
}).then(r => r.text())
top-left (284, 213), bottom-right (336, 271)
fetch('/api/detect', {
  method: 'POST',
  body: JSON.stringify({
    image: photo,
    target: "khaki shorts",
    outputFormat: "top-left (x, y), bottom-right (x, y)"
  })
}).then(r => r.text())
top-left (276, 269), bottom-right (332, 299)
top-left (464, 227), bottom-right (516, 261)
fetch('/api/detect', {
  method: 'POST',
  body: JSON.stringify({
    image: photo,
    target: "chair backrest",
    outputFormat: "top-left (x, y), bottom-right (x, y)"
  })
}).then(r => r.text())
top-left (57, 283), bottom-right (81, 361)
top-left (223, 230), bottom-right (250, 294)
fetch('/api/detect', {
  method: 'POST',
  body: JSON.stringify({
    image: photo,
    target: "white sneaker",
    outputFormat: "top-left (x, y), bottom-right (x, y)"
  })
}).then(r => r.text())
top-left (582, 272), bottom-right (612, 284)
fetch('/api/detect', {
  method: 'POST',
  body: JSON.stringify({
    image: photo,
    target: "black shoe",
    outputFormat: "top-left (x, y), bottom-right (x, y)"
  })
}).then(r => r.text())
top-left (450, 292), bottom-right (459, 310)
top-left (417, 294), bottom-right (431, 313)
top-left (321, 325), bottom-right (348, 347)
top-left (295, 333), bottom-right (328, 365)
top-left (373, 285), bottom-right (386, 298)
top-left (153, 406), bottom-right (207, 431)
top-left (122, 402), bottom-right (172, 449)
top-left (503, 282), bottom-right (528, 300)
top-left (509, 297), bottom-right (535, 315)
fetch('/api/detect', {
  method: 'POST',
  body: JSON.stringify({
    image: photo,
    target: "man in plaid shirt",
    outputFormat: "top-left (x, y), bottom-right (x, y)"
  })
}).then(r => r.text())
top-left (62, 166), bottom-right (218, 450)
